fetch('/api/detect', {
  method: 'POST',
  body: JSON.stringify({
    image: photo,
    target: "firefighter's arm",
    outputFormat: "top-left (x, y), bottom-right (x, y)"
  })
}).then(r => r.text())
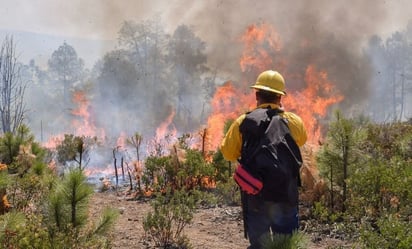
top-left (284, 112), bottom-right (307, 147)
top-left (220, 115), bottom-right (244, 162)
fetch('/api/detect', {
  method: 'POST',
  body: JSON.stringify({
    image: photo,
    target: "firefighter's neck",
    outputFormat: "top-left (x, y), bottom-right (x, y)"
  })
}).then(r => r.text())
top-left (256, 99), bottom-right (281, 106)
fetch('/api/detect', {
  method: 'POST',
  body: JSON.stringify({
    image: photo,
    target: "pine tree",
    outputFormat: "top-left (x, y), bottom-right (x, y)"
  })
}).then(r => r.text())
top-left (317, 110), bottom-right (364, 211)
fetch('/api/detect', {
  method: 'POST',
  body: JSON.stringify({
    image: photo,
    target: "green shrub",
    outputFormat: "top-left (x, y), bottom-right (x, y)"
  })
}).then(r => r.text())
top-left (348, 146), bottom-right (412, 219)
top-left (0, 129), bottom-right (118, 248)
top-left (213, 177), bottom-right (241, 206)
top-left (316, 110), bottom-right (365, 212)
top-left (189, 188), bottom-right (218, 207)
top-left (312, 201), bottom-right (331, 222)
top-left (261, 231), bottom-right (308, 249)
top-left (143, 189), bottom-right (196, 248)
top-left (212, 149), bottom-right (234, 183)
top-left (45, 168), bottom-right (118, 248)
top-left (143, 144), bottom-right (217, 194)
top-left (360, 215), bottom-right (412, 249)
top-left (56, 134), bottom-right (99, 170)
top-left (0, 211), bottom-right (27, 247)
top-left (0, 167), bottom-right (11, 189)
top-left (143, 154), bottom-right (173, 191)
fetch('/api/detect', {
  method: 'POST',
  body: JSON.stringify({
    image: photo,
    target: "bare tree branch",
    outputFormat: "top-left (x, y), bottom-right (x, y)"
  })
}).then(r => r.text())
top-left (0, 35), bottom-right (27, 134)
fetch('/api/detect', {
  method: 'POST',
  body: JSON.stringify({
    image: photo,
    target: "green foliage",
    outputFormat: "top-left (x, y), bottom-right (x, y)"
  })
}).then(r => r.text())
top-left (5, 132), bottom-right (53, 211)
top-left (213, 177), bottom-right (241, 206)
top-left (346, 121), bottom-right (412, 219)
top-left (312, 201), bottom-right (331, 223)
top-left (0, 132), bottom-right (18, 166)
top-left (316, 110), bottom-right (365, 211)
top-left (348, 156), bottom-right (412, 218)
top-left (56, 134), bottom-right (97, 170)
top-left (0, 125), bottom-right (50, 204)
top-left (30, 141), bottom-right (50, 163)
top-left (143, 154), bottom-right (172, 191)
top-left (31, 160), bottom-right (48, 175)
top-left (0, 211), bottom-right (28, 247)
top-left (189, 188), bottom-right (219, 207)
top-left (78, 207), bottom-right (120, 249)
top-left (11, 171), bottom-right (50, 211)
top-left (260, 231), bottom-right (308, 249)
top-left (212, 119), bottom-right (236, 183)
top-left (212, 149), bottom-right (234, 183)
top-left (48, 168), bottom-right (94, 230)
top-left (142, 135), bottom-right (216, 193)
top-left (45, 168), bottom-right (118, 248)
top-left (176, 134), bottom-right (216, 188)
top-left (0, 167), bottom-right (10, 189)
top-left (0, 125), bottom-right (34, 168)
top-left (1, 165), bottom-right (117, 248)
top-left (358, 122), bottom-right (412, 160)
top-left (91, 207), bottom-right (120, 236)
top-left (180, 148), bottom-right (215, 189)
top-left (360, 215), bottom-right (412, 249)
top-left (0, 210), bottom-right (53, 248)
top-left (143, 189), bottom-right (195, 248)
top-left (315, 115), bottom-right (411, 247)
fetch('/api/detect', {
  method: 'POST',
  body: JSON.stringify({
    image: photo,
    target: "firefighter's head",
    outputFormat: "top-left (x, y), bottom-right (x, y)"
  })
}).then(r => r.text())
top-left (250, 70), bottom-right (286, 96)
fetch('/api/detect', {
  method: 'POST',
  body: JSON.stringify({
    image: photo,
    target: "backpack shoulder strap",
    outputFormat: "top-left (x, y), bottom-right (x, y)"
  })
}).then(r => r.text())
top-left (239, 106), bottom-right (284, 165)
top-left (239, 106), bottom-right (283, 135)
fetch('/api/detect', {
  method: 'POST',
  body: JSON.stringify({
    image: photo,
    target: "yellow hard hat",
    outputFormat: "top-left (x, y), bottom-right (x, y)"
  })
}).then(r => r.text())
top-left (250, 70), bottom-right (286, 95)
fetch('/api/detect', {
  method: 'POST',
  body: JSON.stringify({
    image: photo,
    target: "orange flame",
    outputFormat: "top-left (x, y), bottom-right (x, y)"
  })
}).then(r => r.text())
top-left (205, 22), bottom-right (344, 150)
top-left (42, 134), bottom-right (65, 149)
top-left (43, 90), bottom-right (106, 150)
top-left (83, 164), bottom-right (115, 177)
top-left (71, 90), bottom-right (105, 139)
top-left (240, 23), bottom-right (282, 73)
top-left (155, 108), bottom-right (177, 142)
top-left (205, 81), bottom-right (254, 153)
top-left (146, 108), bottom-right (178, 156)
top-left (283, 65), bottom-right (344, 144)
top-left (116, 131), bottom-right (127, 149)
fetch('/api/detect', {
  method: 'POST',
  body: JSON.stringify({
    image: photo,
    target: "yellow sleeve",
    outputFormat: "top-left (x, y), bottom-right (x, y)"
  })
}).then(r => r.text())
top-left (282, 112), bottom-right (307, 147)
top-left (221, 111), bottom-right (307, 161)
top-left (220, 114), bottom-right (245, 162)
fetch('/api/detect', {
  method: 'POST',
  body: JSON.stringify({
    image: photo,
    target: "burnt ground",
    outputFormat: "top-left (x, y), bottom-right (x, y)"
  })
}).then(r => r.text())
top-left (90, 191), bottom-right (355, 249)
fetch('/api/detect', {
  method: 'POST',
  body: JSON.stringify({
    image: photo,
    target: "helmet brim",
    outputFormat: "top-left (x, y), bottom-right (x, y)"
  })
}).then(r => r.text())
top-left (250, 85), bottom-right (286, 95)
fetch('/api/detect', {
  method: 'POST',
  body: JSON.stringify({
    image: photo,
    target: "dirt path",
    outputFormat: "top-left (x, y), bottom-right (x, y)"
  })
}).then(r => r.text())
top-left (90, 191), bottom-right (351, 249)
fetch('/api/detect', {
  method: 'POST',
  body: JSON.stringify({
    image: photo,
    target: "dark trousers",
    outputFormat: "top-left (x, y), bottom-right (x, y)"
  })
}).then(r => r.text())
top-left (245, 195), bottom-right (298, 249)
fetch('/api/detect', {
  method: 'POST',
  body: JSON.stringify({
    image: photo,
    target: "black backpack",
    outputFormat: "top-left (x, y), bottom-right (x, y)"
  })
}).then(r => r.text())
top-left (236, 107), bottom-right (303, 204)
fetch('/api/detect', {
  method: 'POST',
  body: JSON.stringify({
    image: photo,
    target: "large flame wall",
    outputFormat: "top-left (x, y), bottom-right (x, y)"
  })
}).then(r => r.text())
top-left (206, 23), bottom-right (344, 152)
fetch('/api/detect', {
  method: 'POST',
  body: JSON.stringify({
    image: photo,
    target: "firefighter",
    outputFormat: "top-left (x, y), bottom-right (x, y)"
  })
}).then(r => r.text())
top-left (220, 70), bottom-right (307, 249)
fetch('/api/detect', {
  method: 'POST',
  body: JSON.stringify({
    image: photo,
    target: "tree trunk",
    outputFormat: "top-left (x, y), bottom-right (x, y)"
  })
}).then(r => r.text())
top-left (342, 135), bottom-right (349, 212)
top-left (113, 149), bottom-right (118, 190)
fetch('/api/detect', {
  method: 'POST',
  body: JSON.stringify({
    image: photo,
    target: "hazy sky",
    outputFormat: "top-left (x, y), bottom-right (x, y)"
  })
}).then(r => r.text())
top-left (0, 0), bottom-right (411, 69)
top-left (1, 0), bottom-right (411, 40)
top-left (1, 0), bottom-right (212, 40)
